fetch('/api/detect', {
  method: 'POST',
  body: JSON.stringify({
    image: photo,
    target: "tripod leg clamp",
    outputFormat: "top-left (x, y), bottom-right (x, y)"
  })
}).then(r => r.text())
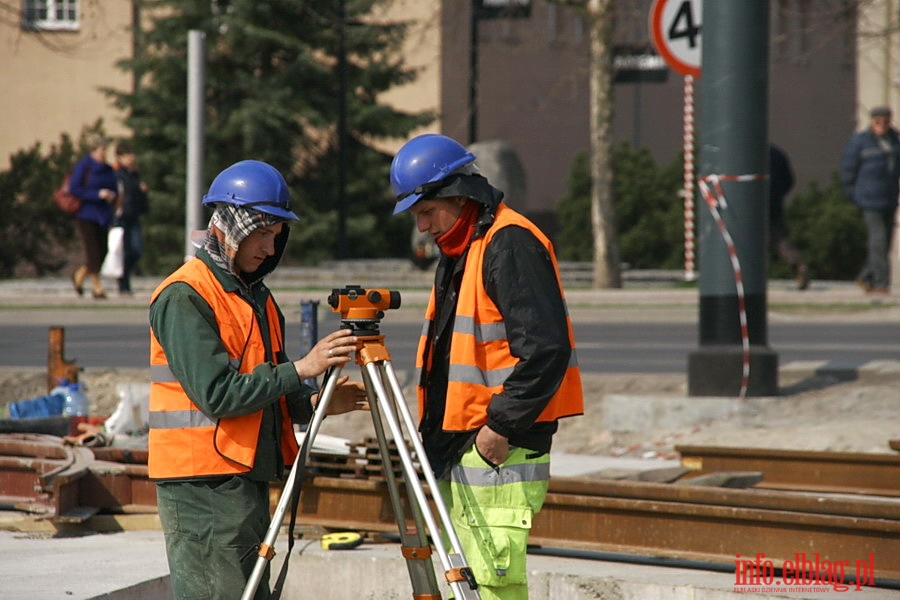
top-left (401, 544), bottom-right (433, 560)
top-left (445, 566), bottom-right (478, 589)
top-left (257, 543), bottom-right (276, 561)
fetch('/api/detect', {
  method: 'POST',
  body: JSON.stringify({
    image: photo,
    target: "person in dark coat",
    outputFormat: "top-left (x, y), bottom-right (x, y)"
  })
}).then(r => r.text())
top-left (113, 142), bottom-right (149, 296)
top-left (769, 144), bottom-right (809, 290)
top-left (839, 106), bottom-right (900, 295)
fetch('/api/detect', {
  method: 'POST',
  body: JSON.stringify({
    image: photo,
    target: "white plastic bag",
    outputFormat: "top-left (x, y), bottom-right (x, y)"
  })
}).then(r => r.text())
top-left (105, 382), bottom-right (150, 436)
top-left (101, 226), bottom-right (125, 278)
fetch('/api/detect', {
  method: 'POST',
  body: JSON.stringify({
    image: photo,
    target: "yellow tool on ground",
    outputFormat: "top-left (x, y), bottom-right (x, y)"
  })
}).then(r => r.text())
top-left (321, 532), bottom-right (363, 550)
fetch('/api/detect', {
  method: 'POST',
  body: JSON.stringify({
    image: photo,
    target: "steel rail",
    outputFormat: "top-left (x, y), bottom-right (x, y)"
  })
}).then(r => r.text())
top-left (292, 474), bottom-right (900, 581)
top-left (676, 444), bottom-right (900, 497)
top-left (0, 434), bottom-right (155, 521)
top-left (1, 435), bottom-right (898, 581)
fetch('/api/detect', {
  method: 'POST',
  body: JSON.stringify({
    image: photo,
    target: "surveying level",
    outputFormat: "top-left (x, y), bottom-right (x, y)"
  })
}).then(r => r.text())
top-left (242, 286), bottom-right (479, 600)
top-left (326, 284), bottom-right (401, 335)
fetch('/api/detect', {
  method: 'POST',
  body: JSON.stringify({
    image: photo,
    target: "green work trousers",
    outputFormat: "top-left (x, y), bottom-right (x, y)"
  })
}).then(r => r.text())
top-left (439, 445), bottom-right (550, 600)
top-left (156, 477), bottom-right (271, 600)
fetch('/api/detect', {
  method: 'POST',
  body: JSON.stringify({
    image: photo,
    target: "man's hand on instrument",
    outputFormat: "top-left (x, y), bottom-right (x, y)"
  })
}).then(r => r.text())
top-left (293, 329), bottom-right (357, 380)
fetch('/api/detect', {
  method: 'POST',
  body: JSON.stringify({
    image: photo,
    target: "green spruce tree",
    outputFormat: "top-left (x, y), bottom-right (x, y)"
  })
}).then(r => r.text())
top-left (105, 0), bottom-right (434, 273)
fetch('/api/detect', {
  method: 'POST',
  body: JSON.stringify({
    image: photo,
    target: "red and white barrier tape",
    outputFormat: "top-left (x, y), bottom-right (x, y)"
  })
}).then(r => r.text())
top-left (682, 75), bottom-right (696, 280)
top-left (696, 173), bottom-right (766, 401)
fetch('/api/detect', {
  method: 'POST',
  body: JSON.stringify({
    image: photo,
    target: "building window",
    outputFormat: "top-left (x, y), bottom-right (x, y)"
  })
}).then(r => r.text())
top-left (22, 0), bottom-right (80, 32)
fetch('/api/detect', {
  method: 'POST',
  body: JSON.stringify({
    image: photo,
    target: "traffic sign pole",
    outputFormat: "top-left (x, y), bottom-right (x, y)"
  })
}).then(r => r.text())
top-left (682, 74), bottom-right (696, 281)
top-left (649, 0), bottom-right (702, 281)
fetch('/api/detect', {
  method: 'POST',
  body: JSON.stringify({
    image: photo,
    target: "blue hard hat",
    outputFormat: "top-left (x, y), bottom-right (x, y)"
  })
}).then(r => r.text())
top-left (202, 160), bottom-right (299, 221)
top-left (390, 134), bottom-right (476, 214)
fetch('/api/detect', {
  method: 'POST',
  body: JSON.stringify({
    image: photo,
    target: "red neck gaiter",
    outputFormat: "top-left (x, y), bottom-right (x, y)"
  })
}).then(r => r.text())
top-left (435, 202), bottom-right (480, 259)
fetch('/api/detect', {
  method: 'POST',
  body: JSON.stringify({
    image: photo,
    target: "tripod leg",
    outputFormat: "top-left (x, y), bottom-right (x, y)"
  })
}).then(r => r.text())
top-left (381, 360), bottom-right (470, 557)
top-left (365, 361), bottom-right (480, 600)
top-left (362, 366), bottom-right (442, 598)
top-left (240, 366), bottom-right (345, 600)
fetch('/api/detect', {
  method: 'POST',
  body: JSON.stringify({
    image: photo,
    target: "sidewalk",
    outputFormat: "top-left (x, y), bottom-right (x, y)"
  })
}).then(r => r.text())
top-left (0, 263), bottom-right (897, 313)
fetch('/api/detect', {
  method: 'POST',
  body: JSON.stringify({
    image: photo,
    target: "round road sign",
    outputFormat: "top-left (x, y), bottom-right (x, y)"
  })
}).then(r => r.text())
top-left (649, 0), bottom-right (702, 78)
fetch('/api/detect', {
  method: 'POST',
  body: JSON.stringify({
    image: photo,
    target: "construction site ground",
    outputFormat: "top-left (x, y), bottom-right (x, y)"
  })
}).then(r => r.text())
top-left (0, 266), bottom-right (898, 599)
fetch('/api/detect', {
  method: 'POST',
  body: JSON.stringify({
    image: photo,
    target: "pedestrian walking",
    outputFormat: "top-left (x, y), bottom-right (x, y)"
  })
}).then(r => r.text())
top-left (113, 142), bottom-right (149, 296)
top-left (69, 134), bottom-right (118, 300)
top-left (769, 144), bottom-right (809, 289)
top-left (839, 106), bottom-right (900, 295)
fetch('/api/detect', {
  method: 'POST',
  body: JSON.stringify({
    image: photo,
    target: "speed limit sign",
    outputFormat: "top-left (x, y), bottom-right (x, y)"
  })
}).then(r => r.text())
top-left (649, 0), bottom-right (702, 77)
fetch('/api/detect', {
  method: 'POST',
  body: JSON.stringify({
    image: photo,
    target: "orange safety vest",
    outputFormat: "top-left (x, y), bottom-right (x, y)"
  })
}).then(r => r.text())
top-left (148, 258), bottom-right (299, 480)
top-left (416, 202), bottom-right (584, 432)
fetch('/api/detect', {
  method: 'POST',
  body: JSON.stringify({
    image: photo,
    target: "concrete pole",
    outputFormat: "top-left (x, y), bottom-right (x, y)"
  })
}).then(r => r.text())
top-left (185, 30), bottom-right (206, 262)
top-left (687, 1), bottom-right (777, 397)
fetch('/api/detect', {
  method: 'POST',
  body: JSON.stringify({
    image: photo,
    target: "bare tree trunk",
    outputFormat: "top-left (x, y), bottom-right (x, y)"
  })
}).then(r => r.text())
top-left (586, 0), bottom-right (621, 288)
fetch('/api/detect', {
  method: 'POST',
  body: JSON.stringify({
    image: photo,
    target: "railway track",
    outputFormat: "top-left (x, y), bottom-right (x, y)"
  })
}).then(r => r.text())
top-left (0, 434), bottom-right (898, 582)
top-left (676, 444), bottom-right (900, 497)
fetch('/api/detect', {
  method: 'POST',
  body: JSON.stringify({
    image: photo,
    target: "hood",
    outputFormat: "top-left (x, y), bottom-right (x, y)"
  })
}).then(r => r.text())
top-left (429, 173), bottom-right (505, 241)
top-left (203, 203), bottom-right (290, 284)
top-left (429, 173), bottom-right (504, 212)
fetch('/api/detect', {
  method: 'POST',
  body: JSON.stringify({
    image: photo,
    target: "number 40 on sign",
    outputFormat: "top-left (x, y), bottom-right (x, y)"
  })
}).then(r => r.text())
top-left (649, 0), bottom-right (702, 78)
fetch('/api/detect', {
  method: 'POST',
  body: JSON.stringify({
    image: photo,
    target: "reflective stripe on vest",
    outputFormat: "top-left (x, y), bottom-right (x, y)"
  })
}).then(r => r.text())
top-left (149, 408), bottom-right (216, 429)
top-left (415, 203), bottom-right (584, 432)
top-left (147, 258), bottom-right (299, 480)
top-left (451, 460), bottom-right (550, 487)
top-left (449, 446), bottom-right (551, 516)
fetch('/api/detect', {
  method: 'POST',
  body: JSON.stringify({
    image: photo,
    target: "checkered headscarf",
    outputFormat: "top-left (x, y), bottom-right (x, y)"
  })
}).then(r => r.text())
top-left (204, 203), bottom-right (285, 277)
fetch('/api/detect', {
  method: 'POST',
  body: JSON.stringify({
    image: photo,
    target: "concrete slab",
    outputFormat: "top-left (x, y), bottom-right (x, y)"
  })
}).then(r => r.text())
top-left (0, 529), bottom-right (169, 600)
top-left (276, 538), bottom-right (900, 600)
top-left (1, 520), bottom-right (898, 599)
top-left (550, 451), bottom-right (680, 478)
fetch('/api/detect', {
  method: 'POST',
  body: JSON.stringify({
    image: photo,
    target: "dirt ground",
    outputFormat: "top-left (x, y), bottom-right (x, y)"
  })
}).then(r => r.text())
top-left (2, 364), bottom-right (897, 459)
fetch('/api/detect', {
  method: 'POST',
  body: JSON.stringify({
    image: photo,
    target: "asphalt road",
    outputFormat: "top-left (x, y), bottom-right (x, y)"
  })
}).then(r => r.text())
top-left (1, 318), bottom-right (896, 375)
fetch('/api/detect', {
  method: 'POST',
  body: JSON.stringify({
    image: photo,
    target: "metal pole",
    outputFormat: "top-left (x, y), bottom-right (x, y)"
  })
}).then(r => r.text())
top-left (687, 0), bottom-right (777, 397)
top-left (468, 1), bottom-right (479, 145)
top-left (185, 30), bottom-right (206, 262)
top-left (299, 300), bottom-right (319, 388)
top-left (336, 0), bottom-right (349, 259)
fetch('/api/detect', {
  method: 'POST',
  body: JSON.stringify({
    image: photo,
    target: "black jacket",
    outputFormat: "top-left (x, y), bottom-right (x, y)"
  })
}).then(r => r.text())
top-left (420, 175), bottom-right (571, 478)
top-left (115, 166), bottom-right (149, 223)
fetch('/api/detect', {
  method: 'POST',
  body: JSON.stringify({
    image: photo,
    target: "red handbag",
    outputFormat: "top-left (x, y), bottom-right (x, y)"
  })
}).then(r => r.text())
top-left (53, 173), bottom-right (83, 214)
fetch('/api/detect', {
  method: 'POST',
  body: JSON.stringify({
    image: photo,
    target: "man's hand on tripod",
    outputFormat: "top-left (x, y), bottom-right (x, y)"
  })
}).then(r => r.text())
top-left (293, 329), bottom-right (358, 380)
top-left (313, 375), bottom-right (370, 415)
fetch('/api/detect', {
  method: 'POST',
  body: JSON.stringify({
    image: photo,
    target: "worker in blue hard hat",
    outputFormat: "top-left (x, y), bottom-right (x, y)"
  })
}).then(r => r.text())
top-left (390, 134), bottom-right (585, 600)
top-left (148, 160), bottom-right (368, 599)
